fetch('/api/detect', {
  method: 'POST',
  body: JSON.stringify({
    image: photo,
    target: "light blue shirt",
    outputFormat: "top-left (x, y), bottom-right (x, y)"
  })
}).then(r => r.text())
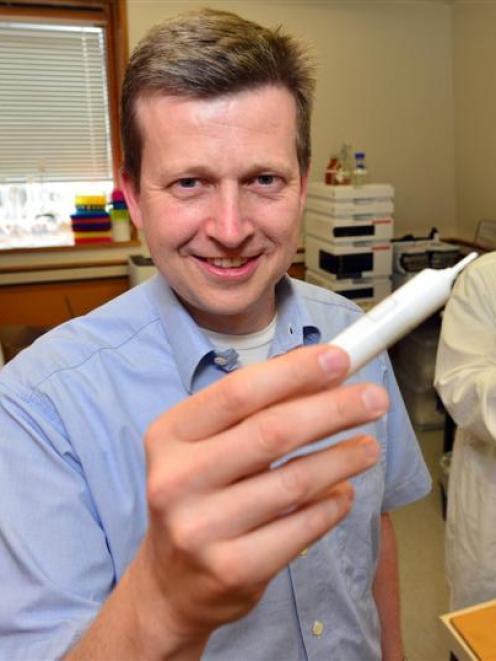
top-left (0, 276), bottom-right (431, 660)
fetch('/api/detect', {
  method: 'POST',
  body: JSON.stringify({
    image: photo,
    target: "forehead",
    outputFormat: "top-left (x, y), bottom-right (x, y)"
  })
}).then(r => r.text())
top-left (135, 86), bottom-right (298, 148)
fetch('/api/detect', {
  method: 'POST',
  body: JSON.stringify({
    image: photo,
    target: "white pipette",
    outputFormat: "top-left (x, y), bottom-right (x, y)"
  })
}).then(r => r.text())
top-left (331, 251), bottom-right (478, 375)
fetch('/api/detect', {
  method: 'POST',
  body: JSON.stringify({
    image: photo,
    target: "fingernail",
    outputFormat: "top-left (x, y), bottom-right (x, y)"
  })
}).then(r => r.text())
top-left (361, 386), bottom-right (388, 414)
top-left (360, 436), bottom-right (380, 460)
top-left (318, 348), bottom-right (349, 378)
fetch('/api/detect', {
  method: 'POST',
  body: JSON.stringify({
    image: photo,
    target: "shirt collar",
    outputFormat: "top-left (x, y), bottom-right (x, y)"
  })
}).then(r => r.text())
top-left (270, 277), bottom-right (321, 357)
top-left (148, 275), bottom-right (216, 393)
top-left (148, 275), bottom-right (321, 394)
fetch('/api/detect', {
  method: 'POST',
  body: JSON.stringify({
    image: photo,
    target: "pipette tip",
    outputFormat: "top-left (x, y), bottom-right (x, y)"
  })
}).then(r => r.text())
top-left (451, 251), bottom-right (478, 276)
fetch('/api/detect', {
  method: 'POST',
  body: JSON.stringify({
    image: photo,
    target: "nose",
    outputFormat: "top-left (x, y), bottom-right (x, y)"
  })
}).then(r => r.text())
top-left (204, 183), bottom-right (254, 248)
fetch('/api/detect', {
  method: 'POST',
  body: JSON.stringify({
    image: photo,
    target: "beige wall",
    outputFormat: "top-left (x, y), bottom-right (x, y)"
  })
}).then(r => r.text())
top-left (453, 0), bottom-right (496, 241)
top-left (126, 0), bottom-right (456, 238)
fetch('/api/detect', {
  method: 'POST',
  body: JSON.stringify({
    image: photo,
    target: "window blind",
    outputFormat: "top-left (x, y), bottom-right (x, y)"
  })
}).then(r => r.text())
top-left (0, 21), bottom-right (113, 182)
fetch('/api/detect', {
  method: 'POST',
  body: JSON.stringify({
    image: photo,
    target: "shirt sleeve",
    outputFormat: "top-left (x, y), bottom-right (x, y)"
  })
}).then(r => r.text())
top-left (0, 382), bottom-right (114, 660)
top-left (434, 258), bottom-right (496, 446)
top-left (380, 353), bottom-right (432, 512)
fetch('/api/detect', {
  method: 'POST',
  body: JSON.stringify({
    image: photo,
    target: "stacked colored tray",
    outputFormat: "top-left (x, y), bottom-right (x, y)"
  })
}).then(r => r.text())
top-left (71, 195), bottom-right (112, 244)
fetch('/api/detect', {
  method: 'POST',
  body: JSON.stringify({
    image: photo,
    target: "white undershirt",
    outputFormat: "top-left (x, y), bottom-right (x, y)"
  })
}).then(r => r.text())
top-left (201, 316), bottom-right (277, 367)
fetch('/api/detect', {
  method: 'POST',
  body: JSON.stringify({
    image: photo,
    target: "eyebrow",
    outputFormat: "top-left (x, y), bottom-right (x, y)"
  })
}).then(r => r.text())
top-left (241, 163), bottom-right (293, 179)
top-left (161, 162), bottom-right (294, 181)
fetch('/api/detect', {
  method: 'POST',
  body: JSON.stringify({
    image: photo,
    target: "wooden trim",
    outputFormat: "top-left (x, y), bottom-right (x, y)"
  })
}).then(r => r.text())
top-left (0, 6), bottom-right (103, 21)
top-left (0, 0), bottom-right (120, 11)
top-left (442, 237), bottom-right (490, 252)
top-left (105, 0), bottom-right (132, 235)
top-left (115, 0), bottom-right (129, 87)
top-left (0, 240), bottom-right (140, 256)
top-left (103, 2), bottom-right (123, 183)
top-left (0, 276), bottom-right (127, 285)
top-left (0, 259), bottom-right (127, 274)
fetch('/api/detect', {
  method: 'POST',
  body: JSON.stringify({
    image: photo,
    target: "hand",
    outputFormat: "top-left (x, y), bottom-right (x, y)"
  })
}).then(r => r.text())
top-left (134, 344), bottom-right (388, 653)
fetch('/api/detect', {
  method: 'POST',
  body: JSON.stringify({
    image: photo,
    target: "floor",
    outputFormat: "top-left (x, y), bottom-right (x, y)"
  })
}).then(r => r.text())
top-left (392, 427), bottom-right (451, 661)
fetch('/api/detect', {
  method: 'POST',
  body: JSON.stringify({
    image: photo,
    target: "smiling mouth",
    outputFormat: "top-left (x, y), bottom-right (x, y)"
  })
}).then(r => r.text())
top-left (204, 257), bottom-right (252, 268)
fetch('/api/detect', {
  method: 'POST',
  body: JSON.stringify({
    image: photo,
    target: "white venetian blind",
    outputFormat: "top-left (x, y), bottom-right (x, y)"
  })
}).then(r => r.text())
top-left (0, 21), bottom-right (113, 182)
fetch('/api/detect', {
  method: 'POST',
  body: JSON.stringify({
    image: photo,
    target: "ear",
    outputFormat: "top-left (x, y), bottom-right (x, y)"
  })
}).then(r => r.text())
top-left (121, 170), bottom-right (145, 230)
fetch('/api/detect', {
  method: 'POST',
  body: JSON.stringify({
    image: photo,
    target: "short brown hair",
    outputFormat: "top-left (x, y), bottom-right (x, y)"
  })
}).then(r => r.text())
top-left (121, 8), bottom-right (315, 187)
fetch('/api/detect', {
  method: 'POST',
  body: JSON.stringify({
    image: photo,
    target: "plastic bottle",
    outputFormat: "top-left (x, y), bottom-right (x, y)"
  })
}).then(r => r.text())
top-left (335, 144), bottom-right (352, 185)
top-left (110, 189), bottom-right (131, 241)
top-left (352, 151), bottom-right (368, 186)
top-left (325, 155), bottom-right (340, 185)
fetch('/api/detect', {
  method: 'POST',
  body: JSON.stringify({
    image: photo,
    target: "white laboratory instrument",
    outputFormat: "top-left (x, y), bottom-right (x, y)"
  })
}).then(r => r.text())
top-left (305, 235), bottom-right (393, 280)
top-left (128, 254), bottom-right (157, 287)
top-left (305, 209), bottom-right (393, 243)
top-left (306, 270), bottom-right (392, 311)
top-left (330, 251), bottom-right (478, 375)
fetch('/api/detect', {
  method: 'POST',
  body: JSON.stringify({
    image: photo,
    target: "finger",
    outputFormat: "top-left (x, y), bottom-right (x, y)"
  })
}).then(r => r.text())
top-left (206, 482), bottom-right (354, 588)
top-left (187, 381), bottom-right (388, 490)
top-left (169, 435), bottom-right (379, 546)
top-left (148, 345), bottom-right (350, 444)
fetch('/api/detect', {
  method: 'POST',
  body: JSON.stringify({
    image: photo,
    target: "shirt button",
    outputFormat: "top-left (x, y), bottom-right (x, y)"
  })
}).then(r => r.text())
top-left (312, 620), bottom-right (324, 637)
top-left (214, 356), bottom-right (228, 366)
top-left (300, 547), bottom-right (309, 556)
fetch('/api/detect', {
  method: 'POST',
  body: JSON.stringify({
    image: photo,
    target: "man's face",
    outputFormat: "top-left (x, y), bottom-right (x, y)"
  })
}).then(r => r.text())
top-left (123, 85), bottom-right (308, 334)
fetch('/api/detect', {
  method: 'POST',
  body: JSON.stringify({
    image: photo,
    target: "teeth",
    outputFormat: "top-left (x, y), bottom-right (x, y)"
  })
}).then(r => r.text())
top-left (207, 257), bottom-right (249, 268)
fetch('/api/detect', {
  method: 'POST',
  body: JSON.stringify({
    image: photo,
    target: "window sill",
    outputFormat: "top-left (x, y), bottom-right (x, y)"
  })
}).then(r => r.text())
top-left (0, 240), bottom-right (145, 286)
top-left (0, 240), bottom-right (140, 256)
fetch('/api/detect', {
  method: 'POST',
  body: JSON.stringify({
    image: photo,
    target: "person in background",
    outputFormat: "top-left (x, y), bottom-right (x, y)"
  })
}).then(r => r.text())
top-left (435, 250), bottom-right (496, 610)
top-left (0, 9), bottom-right (431, 660)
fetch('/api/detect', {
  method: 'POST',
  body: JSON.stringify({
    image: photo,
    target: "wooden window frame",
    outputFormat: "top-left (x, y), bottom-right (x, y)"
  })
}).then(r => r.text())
top-left (0, 0), bottom-right (136, 251)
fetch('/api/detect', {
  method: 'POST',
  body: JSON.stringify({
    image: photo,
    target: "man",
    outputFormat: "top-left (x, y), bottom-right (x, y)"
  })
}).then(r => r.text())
top-left (435, 251), bottom-right (496, 611)
top-left (0, 9), bottom-right (430, 660)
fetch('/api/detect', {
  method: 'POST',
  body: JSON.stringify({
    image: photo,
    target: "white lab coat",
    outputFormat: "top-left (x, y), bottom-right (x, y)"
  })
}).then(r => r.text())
top-left (434, 250), bottom-right (496, 610)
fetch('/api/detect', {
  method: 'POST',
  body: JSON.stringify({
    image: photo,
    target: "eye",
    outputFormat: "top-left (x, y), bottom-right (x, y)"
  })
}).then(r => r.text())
top-left (169, 177), bottom-right (206, 198)
top-left (177, 178), bottom-right (199, 189)
top-left (248, 173), bottom-right (285, 194)
top-left (256, 174), bottom-right (277, 186)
